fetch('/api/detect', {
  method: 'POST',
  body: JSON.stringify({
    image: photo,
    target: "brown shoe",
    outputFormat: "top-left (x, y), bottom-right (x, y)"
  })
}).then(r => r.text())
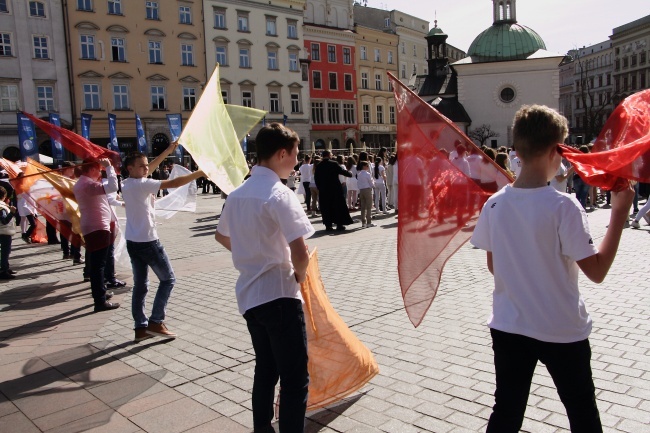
top-left (146, 322), bottom-right (177, 339)
top-left (134, 327), bottom-right (153, 342)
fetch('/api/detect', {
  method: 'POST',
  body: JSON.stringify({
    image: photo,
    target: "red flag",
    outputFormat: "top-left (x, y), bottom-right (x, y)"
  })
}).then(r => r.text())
top-left (559, 89), bottom-right (650, 191)
top-left (22, 112), bottom-right (122, 172)
top-left (389, 72), bottom-right (513, 328)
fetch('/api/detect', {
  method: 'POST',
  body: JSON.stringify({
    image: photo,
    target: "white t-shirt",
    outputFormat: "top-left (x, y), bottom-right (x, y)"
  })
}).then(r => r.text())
top-left (299, 163), bottom-right (312, 183)
top-left (121, 177), bottom-right (161, 242)
top-left (450, 155), bottom-right (471, 178)
top-left (511, 156), bottom-right (522, 178)
top-left (550, 162), bottom-right (568, 193)
top-left (467, 154), bottom-right (482, 180)
top-left (471, 185), bottom-right (598, 343)
top-left (373, 165), bottom-right (386, 186)
top-left (217, 166), bottom-right (315, 315)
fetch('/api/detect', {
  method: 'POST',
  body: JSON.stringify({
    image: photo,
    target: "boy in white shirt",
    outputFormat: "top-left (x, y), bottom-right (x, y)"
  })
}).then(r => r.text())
top-left (122, 143), bottom-right (204, 341)
top-left (215, 123), bottom-right (313, 433)
top-left (471, 105), bottom-right (633, 433)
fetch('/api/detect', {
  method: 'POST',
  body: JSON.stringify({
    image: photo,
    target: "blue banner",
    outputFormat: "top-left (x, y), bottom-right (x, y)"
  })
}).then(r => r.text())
top-left (81, 113), bottom-right (92, 140)
top-left (135, 114), bottom-right (147, 154)
top-left (242, 134), bottom-right (248, 154)
top-left (166, 113), bottom-right (184, 163)
top-left (108, 113), bottom-right (119, 152)
top-left (17, 113), bottom-right (38, 161)
top-left (283, 114), bottom-right (288, 126)
top-left (48, 113), bottom-right (64, 161)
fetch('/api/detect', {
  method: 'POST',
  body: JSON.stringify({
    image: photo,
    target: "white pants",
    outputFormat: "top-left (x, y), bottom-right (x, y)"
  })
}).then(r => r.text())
top-left (392, 183), bottom-right (398, 210)
top-left (374, 184), bottom-right (386, 212)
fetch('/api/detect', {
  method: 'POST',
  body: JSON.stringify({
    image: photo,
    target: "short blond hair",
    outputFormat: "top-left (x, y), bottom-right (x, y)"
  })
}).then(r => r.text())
top-left (512, 105), bottom-right (568, 161)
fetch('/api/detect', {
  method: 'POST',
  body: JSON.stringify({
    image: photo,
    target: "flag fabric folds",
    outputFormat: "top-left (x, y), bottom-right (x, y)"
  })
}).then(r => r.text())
top-left (388, 72), bottom-right (513, 328)
top-left (300, 248), bottom-right (379, 410)
top-left (559, 89), bottom-right (650, 191)
top-left (154, 164), bottom-right (198, 219)
top-left (179, 65), bottom-right (265, 194)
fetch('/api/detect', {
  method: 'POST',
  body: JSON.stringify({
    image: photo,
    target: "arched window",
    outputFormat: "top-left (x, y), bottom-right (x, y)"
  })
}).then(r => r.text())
top-left (505, 2), bottom-right (511, 19)
top-left (498, 2), bottom-right (504, 20)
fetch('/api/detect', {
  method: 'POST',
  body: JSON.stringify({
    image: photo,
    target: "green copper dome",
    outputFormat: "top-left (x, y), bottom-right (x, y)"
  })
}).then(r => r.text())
top-left (427, 26), bottom-right (446, 37)
top-left (467, 23), bottom-right (546, 62)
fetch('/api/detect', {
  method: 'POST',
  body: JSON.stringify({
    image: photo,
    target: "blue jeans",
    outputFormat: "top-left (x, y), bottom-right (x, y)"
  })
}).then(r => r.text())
top-left (127, 239), bottom-right (176, 329)
top-left (243, 298), bottom-right (309, 433)
top-left (487, 329), bottom-right (602, 433)
top-left (573, 176), bottom-right (590, 208)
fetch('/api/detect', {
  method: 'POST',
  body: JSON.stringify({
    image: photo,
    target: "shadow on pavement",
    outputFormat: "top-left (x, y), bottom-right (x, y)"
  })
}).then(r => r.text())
top-left (303, 393), bottom-right (364, 432)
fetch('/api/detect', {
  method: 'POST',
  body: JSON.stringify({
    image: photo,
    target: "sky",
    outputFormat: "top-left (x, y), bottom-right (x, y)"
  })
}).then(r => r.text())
top-left (378, 0), bottom-right (650, 55)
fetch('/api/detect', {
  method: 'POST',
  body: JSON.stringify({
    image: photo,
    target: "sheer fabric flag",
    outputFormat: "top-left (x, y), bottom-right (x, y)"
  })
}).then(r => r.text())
top-left (301, 249), bottom-right (379, 410)
top-left (179, 65), bottom-right (265, 194)
top-left (389, 72), bottom-right (513, 328)
top-left (559, 89), bottom-right (650, 191)
top-left (22, 112), bottom-right (122, 173)
top-left (154, 164), bottom-right (198, 219)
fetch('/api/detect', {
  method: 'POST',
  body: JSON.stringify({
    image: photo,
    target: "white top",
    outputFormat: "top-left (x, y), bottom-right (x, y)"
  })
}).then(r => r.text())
top-left (217, 166), bottom-right (315, 315)
top-left (17, 193), bottom-right (36, 217)
top-left (373, 165), bottom-right (386, 185)
top-left (338, 164), bottom-right (347, 184)
top-left (467, 154), bottom-right (483, 180)
top-left (471, 185), bottom-right (598, 343)
top-left (480, 161), bottom-right (499, 183)
top-left (299, 163), bottom-right (312, 183)
top-left (550, 162), bottom-right (568, 193)
top-left (450, 155), bottom-right (471, 178)
top-left (121, 177), bottom-right (161, 242)
top-left (392, 161), bottom-right (398, 185)
top-left (356, 169), bottom-right (374, 189)
top-left (511, 156), bottom-right (522, 178)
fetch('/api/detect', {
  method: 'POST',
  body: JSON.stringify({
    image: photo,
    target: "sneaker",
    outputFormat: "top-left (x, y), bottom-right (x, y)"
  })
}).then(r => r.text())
top-left (146, 322), bottom-right (177, 339)
top-left (94, 301), bottom-right (120, 312)
top-left (7, 269), bottom-right (16, 275)
top-left (105, 291), bottom-right (114, 300)
top-left (134, 327), bottom-right (153, 342)
top-left (106, 279), bottom-right (127, 288)
top-left (631, 220), bottom-right (641, 229)
top-left (22, 237), bottom-right (32, 244)
top-left (367, 223), bottom-right (377, 227)
top-left (73, 258), bottom-right (85, 265)
top-left (383, 211), bottom-right (390, 215)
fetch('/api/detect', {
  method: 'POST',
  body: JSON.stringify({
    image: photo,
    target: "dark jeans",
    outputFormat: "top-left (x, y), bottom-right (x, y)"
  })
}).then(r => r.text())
top-left (86, 231), bottom-right (113, 305)
top-left (0, 234), bottom-right (11, 271)
top-left (573, 176), bottom-right (590, 209)
top-left (487, 329), bottom-right (602, 433)
top-left (46, 220), bottom-right (59, 243)
top-left (60, 234), bottom-right (81, 260)
top-left (303, 181), bottom-right (311, 211)
top-left (243, 298), bottom-right (309, 433)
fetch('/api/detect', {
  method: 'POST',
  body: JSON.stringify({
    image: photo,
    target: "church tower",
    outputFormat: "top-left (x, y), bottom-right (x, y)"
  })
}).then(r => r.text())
top-left (425, 21), bottom-right (449, 78)
top-left (493, 0), bottom-right (517, 24)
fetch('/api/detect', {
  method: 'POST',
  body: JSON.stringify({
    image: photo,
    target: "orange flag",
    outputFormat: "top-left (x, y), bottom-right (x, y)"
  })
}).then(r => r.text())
top-left (301, 248), bottom-right (379, 410)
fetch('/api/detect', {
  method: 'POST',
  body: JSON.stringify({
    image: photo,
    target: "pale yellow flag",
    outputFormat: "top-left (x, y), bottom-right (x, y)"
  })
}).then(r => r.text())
top-left (179, 65), bottom-right (266, 194)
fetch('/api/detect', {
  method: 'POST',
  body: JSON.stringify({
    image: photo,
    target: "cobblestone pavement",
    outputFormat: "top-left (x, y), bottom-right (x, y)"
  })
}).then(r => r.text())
top-left (0, 193), bottom-right (648, 432)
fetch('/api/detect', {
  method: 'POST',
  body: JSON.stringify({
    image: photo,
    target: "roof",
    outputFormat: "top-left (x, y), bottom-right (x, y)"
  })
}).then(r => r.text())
top-left (467, 23), bottom-right (546, 62)
top-left (454, 49), bottom-right (563, 65)
top-left (427, 97), bottom-right (472, 124)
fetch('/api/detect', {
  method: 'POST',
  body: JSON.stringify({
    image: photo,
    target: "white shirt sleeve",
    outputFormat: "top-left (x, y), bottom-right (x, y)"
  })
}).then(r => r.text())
top-left (558, 198), bottom-right (598, 261)
top-left (271, 190), bottom-right (315, 243)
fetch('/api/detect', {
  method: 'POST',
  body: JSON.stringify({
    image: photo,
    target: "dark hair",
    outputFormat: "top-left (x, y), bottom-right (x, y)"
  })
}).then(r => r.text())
top-left (345, 156), bottom-right (355, 170)
top-left (0, 186), bottom-right (6, 200)
top-left (62, 161), bottom-right (75, 168)
top-left (124, 152), bottom-right (147, 168)
top-left (358, 151), bottom-right (368, 162)
top-left (336, 154), bottom-right (344, 164)
top-left (483, 147), bottom-right (496, 162)
top-left (513, 105), bottom-right (568, 160)
top-left (303, 154), bottom-right (311, 163)
top-left (81, 157), bottom-right (99, 174)
top-left (256, 123), bottom-right (299, 161)
top-left (374, 157), bottom-right (382, 179)
top-left (357, 160), bottom-right (369, 171)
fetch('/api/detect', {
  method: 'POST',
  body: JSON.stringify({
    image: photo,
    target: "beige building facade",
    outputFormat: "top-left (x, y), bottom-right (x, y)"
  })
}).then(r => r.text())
top-left (390, 10), bottom-right (429, 85)
top-left (65, 0), bottom-right (206, 156)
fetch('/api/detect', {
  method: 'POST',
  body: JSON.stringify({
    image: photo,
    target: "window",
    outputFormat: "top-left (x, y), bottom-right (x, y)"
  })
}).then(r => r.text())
top-left (413, 44), bottom-right (417, 56)
top-left (389, 106), bottom-right (395, 124)
top-left (328, 102), bottom-right (340, 124)
top-left (343, 47), bottom-right (351, 65)
top-left (384, 17), bottom-right (390, 27)
top-left (412, 64), bottom-right (417, 75)
top-left (328, 45), bottom-right (336, 62)
top-left (311, 43), bottom-right (320, 61)
top-left (290, 93), bottom-right (300, 113)
top-left (267, 50), bottom-right (278, 70)
top-left (214, 8), bottom-right (226, 28)
top-left (237, 12), bottom-right (249, 31)
top-left (362, 104), bottom-right (370, 123)
top-left (83, 83), bottom-right (100, 109)
top-left (641, 73), bottom-right (646, 88)
top-left (631, 54), bottom-right (637, 67)
top-left (606, 73), bottom-right (611, 86)
top-left (239, 48), bottom-right (250, 67)
top-left (361, 72), bottom-right (368, 89)
top-left (499, 86), bottom-right (515, 103)
top-left (113, 84), bottom-right (128, 109)
top-left (387, 51), bottom-right (393, 64)
top-left (401, 42), bottom-right (405, 54)
top-left (343, 103), bottom-right (354, 124)
top-left (376, 105), bottom-right (384, 124)
top-left (108, 0), bottom-right (121, 15)
top-left (33, 36), bottom-right (49, 59)
top-left (388, 80), bottom-right (393, 92)
top-left (0, 33), bottom-right (11, 56)
top-left (312, 71), bottom-right (321, 89)
top-left (146, 1), bottom-right (159, 20)
top-left (328, 72), bottom-right (337, 90)
top-left (289, 53), bottom-right (298, 71)
top-left (641, 52), bottom-right (647, 65)
top-left (287, 20), bottom-right (297, 39)
top-left (111, 38), bottom-right (126, 62)
top-left (77, 0), bottom-right (92, 11)
top-left (0, 85), bottom-right (19, 111)
top-left (375, 74), bottom-right (382, 90)
top-left (631, 74), bottom-right (637, 90)
top-left (615, 59), bottom-right (620, 71)
top-left (360, 46), bottom-right (367, 60)
top-left (266, 16), bottom-right (277, 36)
top-left (242, 90), bottom-right (252, 107)
top-left (221, 90), bottom-right (228, 104)
top-left (269, 92), bottom-right (280, 112)
top-left (623, 57), bottom-right (628, 68)
top-left (179, 6), bottom-right (191, 24)
top-left (148, 41), bottom-right (162, 63)
top-left (216, 46), bottom-right (227, 65)
top-left (374, 48), bottom-right (380, 62)
top-left (183, 87), bottom-right (196, 110)
top-left (311, 102), bottom-right (324, 124)
top-left (400, 64), bottom-right (406, 78)
top-left (0, 0), bottom-right (8, 13)
top-left (151, 85), bottom-right (165, 109)
top-left (36, 86), bottom-right (54, 111)
top-left (344, 74), bottom-right (352, 91)
top-left (29, 1), bottom-right (45, 17)
top-left (80, 35), bottom-right (95, 59)
top-left (181, 44), bottom-right (194, 66)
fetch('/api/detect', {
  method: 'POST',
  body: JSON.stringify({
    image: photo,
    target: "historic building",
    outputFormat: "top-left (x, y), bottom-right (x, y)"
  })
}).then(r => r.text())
top-left (611, 15), bottom-right (650, 106)
top-left (304, 0), bottom-right (358, 151)
top-left (389, 9), bottom-right (429, 85)
top-left (64, 0), bottom-right (207, 156)
top-left (453, 0), bottom-right (563, 147)
top-left (0, 0), bottom-right (72, 160)
top-left (203, 0), bottom-right (310, 150)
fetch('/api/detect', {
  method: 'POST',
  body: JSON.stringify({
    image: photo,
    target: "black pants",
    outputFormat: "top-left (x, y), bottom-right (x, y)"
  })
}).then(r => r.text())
top-left (243, 298), bottom-right (309, 433)
top-left (0, 234), bottom-right (11, 271)
top-left (487, 329), bottom-right (602, 433)
top-left (302, 181), bottom-right (311, 211)
top-left (46, 221), bottom-right (59, 243)
top-left (22, 214), bottom-right (36, 239)
top-left (85, 230), bottom-right (113, 305)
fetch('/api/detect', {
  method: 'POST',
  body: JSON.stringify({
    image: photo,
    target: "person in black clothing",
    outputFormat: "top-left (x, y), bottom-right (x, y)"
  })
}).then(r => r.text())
top-left (314, 150), bottom-right (353, 231)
